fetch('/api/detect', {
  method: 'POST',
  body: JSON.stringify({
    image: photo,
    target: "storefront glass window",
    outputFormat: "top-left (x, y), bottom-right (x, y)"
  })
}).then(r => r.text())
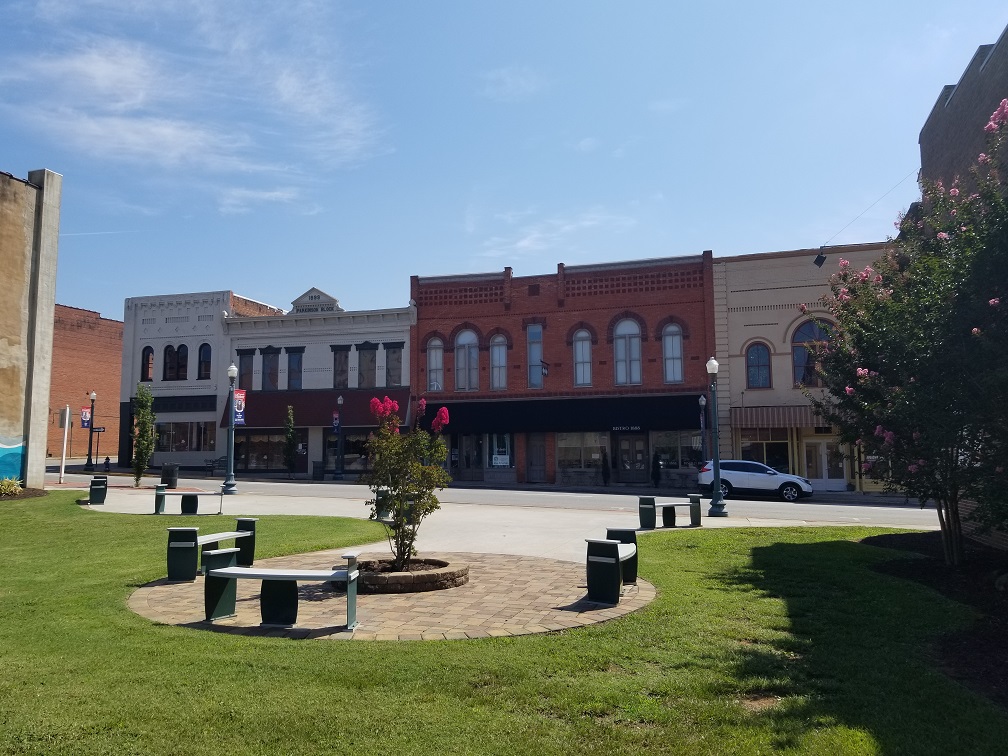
top-left (557, 432), bottom-right (605, 469)
top-left (489, 433), bottom-right (512, 467)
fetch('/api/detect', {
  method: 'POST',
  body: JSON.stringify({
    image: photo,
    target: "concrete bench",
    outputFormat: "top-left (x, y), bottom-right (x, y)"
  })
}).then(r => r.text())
top-left (166, 518), bottom-right (258, 581)
top-left (585, 527), bottom-right (638, 604)
top-left (203, 549), bottom-right (359, 629)
top-left (155, 484), bottom-right (226, 514)
top-left (638, 494), bottom-right (702, 529)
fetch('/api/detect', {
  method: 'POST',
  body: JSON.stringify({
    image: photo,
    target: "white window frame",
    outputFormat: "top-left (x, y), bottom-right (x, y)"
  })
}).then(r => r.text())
top-left (614, 319), bottom-right (641, 385)
top-left (455, 330), bottom-right (479, 391)
top-left (527, 324), bottom-right (543, 388)
top-left (490, 335), bottom-right (507, 390)
top-left (573, 329), bottom-right (592, 386)
top-left (662, 323), bottom-right (683, 383)
top-left (426, 338), bottom-right (444, 391)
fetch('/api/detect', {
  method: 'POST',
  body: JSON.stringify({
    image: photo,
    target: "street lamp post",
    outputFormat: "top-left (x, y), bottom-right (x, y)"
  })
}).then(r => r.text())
top-left (698, 394), bottom-right (708, 464)
top-left (335, 395), bottom-right (344, 480)
top-left (706, 357), bottom-right (727, 517)
top-left (223, 363), bottom-right (238, 494)
top-left (84, 391), bottom-right (96, 472)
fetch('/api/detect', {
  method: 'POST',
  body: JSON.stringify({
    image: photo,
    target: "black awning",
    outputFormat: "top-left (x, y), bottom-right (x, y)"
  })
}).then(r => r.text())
top-left (220, 387), bottom-right (412, 429)
top-left (430, 394), bottom-right (703, 434)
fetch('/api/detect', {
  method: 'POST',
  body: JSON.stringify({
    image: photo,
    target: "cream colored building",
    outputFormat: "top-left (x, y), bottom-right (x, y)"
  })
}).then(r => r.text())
top-left (712, 242), bottom-right (889, 493)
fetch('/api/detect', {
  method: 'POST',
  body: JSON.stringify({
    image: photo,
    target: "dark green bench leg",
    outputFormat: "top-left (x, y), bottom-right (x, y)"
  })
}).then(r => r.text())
top-left (181, 494), bottom-right (199, 514)
top-left (638, 496), bottom-right (656, 529)
top-left (236, 518), bottom-right (258, 567)
top-left (166, 527), bottom-right (199, 581)
top-left (154, 484), bottom-right (166, 514)
top-left (689, 493), bottom-right (702, 527)
top-left (586, 542), bottom-right (622, 604)
top-left (606, 528), bottom-right (638, 583)
top-left (260, 580), bottom-right (299, 626)
top-left (661, 505), bottom-right (676, 528)
top-left (203, 548), bottom-right (239, 621)
top-left (344, 553), bottom-right (359, 630)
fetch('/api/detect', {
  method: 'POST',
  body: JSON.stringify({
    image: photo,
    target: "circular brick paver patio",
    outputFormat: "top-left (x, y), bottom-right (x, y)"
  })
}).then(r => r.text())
top-left (128, 549), bottom-right (656, 640)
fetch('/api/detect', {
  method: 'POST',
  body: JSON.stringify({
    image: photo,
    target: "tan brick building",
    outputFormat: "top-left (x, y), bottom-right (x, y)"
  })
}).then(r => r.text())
top-left (47, 305), bottom-right (123, 462)
top-left (411, 254), bottom-right (716, 487)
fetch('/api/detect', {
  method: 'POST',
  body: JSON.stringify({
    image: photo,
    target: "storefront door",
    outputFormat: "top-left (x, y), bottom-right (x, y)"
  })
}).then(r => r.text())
top-left (454, 434), bottom-right (484, 482)
top-left (527, 433), bottom-right (546, 483)
top-left (617, 434), bottom-right (648, 484)
top-left (804, 440), bottom-right (847, 491)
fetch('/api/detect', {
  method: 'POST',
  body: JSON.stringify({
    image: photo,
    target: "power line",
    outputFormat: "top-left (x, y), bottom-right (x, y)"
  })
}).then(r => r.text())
top-left (821, 169), bottom-right (918, 247)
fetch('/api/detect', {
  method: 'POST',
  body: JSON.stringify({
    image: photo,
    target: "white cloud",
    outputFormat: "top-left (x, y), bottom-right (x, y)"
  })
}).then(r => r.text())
top-left (479, 209), bottom-right (636, 259)
top-left (478, 66), bottom-right (546, 102)
top-left (217, 186), bottom-right (300, 215)
top-left (574, 137), bottom-right (600, 153)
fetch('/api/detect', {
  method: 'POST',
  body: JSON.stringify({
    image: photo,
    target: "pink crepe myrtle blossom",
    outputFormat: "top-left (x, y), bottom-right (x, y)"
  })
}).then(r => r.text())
top-left (873, 274), bottom-right (883, 284)
top-left (874, 425), bottom-right (885, 437)
top-left (985, 121), bottom-right (999, 133)
top-left (978, 153), bottom-right (990, 165)
top-left (950, 209), bottom-right (957, 217)
top-left (431, 406), bottom-right (450, 433)
top-left (907, 464), bottom-right (919, 473)
top-left (883, 431), bottom-right (895, 445)
top-left (972, 327), bottom-right (982, 336)
top-left (990, 298), bottom-right (1000, 307)
top-left (369, 396), bottom-right (400, 419)
top-left (845, 386), bottom-right (855, 396)
top-left (839, 258), bottom-right (850, 269)
top-left (417, 397), bottom-right (427, 418)
top-left (798, 303), bottom-right (808, 314)
top-left (937, 232), bottom-right (950, 241)
top-left (949, 187), bottom-right (959, 197)
top-left (857, 367), bottom-right (869, 378)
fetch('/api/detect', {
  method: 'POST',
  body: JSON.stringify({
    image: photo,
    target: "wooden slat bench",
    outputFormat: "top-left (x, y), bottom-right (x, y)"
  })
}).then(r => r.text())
top-left (203, 548), bottom-right (360, 629)
top-left (585, 527), bottom-right (638, 605)
top-left (166, 518), bottom-right (258, 581)
top-left (638, 494), bottom-right (702, 529)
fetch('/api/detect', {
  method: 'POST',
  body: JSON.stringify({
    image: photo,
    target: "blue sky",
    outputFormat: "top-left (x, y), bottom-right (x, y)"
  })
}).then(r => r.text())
top-left (4, 1), bottom-right (1008, 320)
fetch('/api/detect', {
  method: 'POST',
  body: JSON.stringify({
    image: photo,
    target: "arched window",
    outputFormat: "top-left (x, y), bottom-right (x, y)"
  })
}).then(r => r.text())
top-left (455, 330), bottom-right (479, 391)
top-left (426, 338), bottom-right (444, 391)
top-left (746, 343), bottom-right (772, 388)
top-left (792, 321), bottom-right (831, 387)
top-left (176, 345), bottom-right (188, 381)
top-left (573, 329), bottom-right (592, 386)
top-left (163, 345), bottom-right (177, 381)
top-left (490, 335), bottom-right (507, 390)
top-left (662, 324), bottom-right (683, 383)
top-left (614, 319), bottom-right (641, 385)
top-left (140, 346), bottom-right (154, 382)
top-left (197, 343), bottom-right (212, 380)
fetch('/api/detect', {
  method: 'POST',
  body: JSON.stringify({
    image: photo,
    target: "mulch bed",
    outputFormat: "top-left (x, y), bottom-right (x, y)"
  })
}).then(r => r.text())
top-left (863, 531), bottom-right (1008, 711)
top-left (1, 488), bottom-right (47, 500)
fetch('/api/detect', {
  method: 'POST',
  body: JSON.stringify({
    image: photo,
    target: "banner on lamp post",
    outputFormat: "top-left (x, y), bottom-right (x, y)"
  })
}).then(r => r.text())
top-left (80, 407), bottom-right (91, 429)
top-left (234, 389), bottom-right (246, 426)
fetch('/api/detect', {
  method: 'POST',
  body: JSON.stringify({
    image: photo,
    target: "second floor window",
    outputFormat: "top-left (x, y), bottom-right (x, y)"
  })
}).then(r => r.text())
top-left (746, 342), bottom-right (771, 388)
top-left (527, 324), bottom-right (543, 389)
top-left (287, 350), bottom-right (303, 391)
top-left (490, 335), bottom-right (507, 390)
top-left (358, 346), bottom-right (377, 389)
top-left (261, 351), bottom-right (279, 391)
top-left (427, 338), bottom-right (444, 391)
top-left (614, 319), bottom-right (641, 385)
top-left (385, 345), bottom-right (403, 387)
top-left (455, 330), bottom-right (479, 391)
top-left (573, 330), bottom-right (592, 386)
top-left (197, 343), bottom-right (212, 380)
top-left (141, 346), bottom-right (154, 382)
top-left (792, 321), bottom-right (831, 388)
top-left (333, 348), bottom-right (349, 389)
top-left (238, 353), bottom-right (253, 390)
top-left (662, 324), bottom-right (683, 383)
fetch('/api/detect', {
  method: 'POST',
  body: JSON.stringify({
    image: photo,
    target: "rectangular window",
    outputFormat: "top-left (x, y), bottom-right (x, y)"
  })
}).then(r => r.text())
top-left (489, 433), bottom-right (513, 467)
top-left (261, 352), bottom-right (279, 391)
top-left (385, 346), bottom-right (402, 387)
top-left (238, 353), bottom-right (254, 391)
top-left (155, 422), bottom-right (217, 452)
top-left (557, 432), bottom-right (605, 469)
top-left (287, 351), bottom-right (303, 390)
top-left (574, 336), bottom-right (591, 386)
top-left (527, 324), bottom-right (543, 388)
top-left (427, 342), bottom-right (444, 391)
top-left (652, 430), bottom-right (703, 469)
top-left (358, 348), bottom-right (377, 389)
top-left (490, 340), bottom-right (507, 390)
top-left (333, 349), bottom-right (349, 389)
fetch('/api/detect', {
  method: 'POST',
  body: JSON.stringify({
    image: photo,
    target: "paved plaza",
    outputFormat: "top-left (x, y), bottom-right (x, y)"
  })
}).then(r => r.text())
top-left (52, 467), bottom-right (938, 641)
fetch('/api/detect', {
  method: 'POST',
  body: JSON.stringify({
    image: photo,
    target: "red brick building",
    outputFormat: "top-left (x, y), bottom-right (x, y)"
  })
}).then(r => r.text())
top-left (410, 253), bottom-right (716, 487)
top-left (48, 305), bottom-right (123, 462)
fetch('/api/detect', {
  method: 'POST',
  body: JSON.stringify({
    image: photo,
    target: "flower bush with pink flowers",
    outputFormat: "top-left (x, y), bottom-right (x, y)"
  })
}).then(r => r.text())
top-left (807, 99), bottom-right (1008, 565)
top-left (362, 395), bottom-right (452, 570)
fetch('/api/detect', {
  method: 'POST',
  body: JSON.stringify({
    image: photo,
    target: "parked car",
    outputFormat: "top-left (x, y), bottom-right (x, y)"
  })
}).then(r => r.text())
top-left (698, 460), bottom-right (813, 501)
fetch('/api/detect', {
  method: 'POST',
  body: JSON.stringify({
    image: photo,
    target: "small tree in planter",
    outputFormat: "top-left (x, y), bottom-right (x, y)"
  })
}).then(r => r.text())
top-left (132, 383), bottom-right (156, 487)
top-left (362, 396), bottom-right (451, 571)
top-left (283, 405), bottom-right (298, 479)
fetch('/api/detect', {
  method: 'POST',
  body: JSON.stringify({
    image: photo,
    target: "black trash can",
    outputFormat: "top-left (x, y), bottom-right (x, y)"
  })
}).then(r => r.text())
top-left (312, 461), bottom-right (325, 481)
top-left (161, 463), bottom-right (179, 489)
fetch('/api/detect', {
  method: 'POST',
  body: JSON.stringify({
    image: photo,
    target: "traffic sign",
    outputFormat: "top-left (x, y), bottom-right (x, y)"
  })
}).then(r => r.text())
top-left (94, 427), bottom-right (106, 433)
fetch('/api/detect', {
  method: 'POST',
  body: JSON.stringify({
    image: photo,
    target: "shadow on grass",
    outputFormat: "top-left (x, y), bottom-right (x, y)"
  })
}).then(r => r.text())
top-left (718, 539), bottom-right (1006, 752)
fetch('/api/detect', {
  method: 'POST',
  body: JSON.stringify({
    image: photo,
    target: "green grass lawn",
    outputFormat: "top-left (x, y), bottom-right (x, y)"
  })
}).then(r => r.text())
top-left (0, 491), bottom-right (1004, 755)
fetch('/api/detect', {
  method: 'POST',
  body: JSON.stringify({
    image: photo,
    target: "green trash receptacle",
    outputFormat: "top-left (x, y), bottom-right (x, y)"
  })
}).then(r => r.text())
top-left (89, 478), bottom-right (107, 505)
top-left (376, 489), bottom-right (391, 520)
top-left (161, 463), bottom-right (179, 489)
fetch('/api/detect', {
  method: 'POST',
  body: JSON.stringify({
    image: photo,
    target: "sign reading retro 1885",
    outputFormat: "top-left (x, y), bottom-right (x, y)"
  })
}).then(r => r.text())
top-left (611, 425), bottom-right (641, 432)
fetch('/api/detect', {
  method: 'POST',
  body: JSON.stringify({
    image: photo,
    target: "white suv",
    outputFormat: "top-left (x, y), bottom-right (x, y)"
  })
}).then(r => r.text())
top-left (698, 460), bottom-right (813, 501)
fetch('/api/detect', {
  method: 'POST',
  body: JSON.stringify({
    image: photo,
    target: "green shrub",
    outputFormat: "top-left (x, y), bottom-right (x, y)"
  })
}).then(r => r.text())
top-left (0, 477), bottom-right (23, 497)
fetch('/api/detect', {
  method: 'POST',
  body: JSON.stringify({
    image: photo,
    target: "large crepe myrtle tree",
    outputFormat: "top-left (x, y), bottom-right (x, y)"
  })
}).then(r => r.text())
top-left (362, 396), bottom-right (452, 571)
top-left (808, 99), bottom-right (1008, 566)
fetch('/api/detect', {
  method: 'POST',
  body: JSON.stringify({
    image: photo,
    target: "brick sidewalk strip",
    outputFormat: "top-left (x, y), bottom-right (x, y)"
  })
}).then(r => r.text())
top-left (129, 550), bottom-right (656, 641)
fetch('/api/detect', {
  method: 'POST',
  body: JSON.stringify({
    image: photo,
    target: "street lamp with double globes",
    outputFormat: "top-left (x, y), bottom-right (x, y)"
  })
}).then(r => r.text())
top-left (698, 394), bottom-right (708, 463)
top-left (84, 391), bottom-right (97, 472)
top-left (223, 363), bottom-right (238, 494)
top-left (706, 357), bottom-right (728, 517)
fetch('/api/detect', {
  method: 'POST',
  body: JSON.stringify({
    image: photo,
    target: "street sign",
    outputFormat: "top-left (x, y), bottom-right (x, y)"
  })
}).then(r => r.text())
top-left (332, 411), bottom-right (340, 430)
top-left (94, 427), bottom-right (106, 433)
